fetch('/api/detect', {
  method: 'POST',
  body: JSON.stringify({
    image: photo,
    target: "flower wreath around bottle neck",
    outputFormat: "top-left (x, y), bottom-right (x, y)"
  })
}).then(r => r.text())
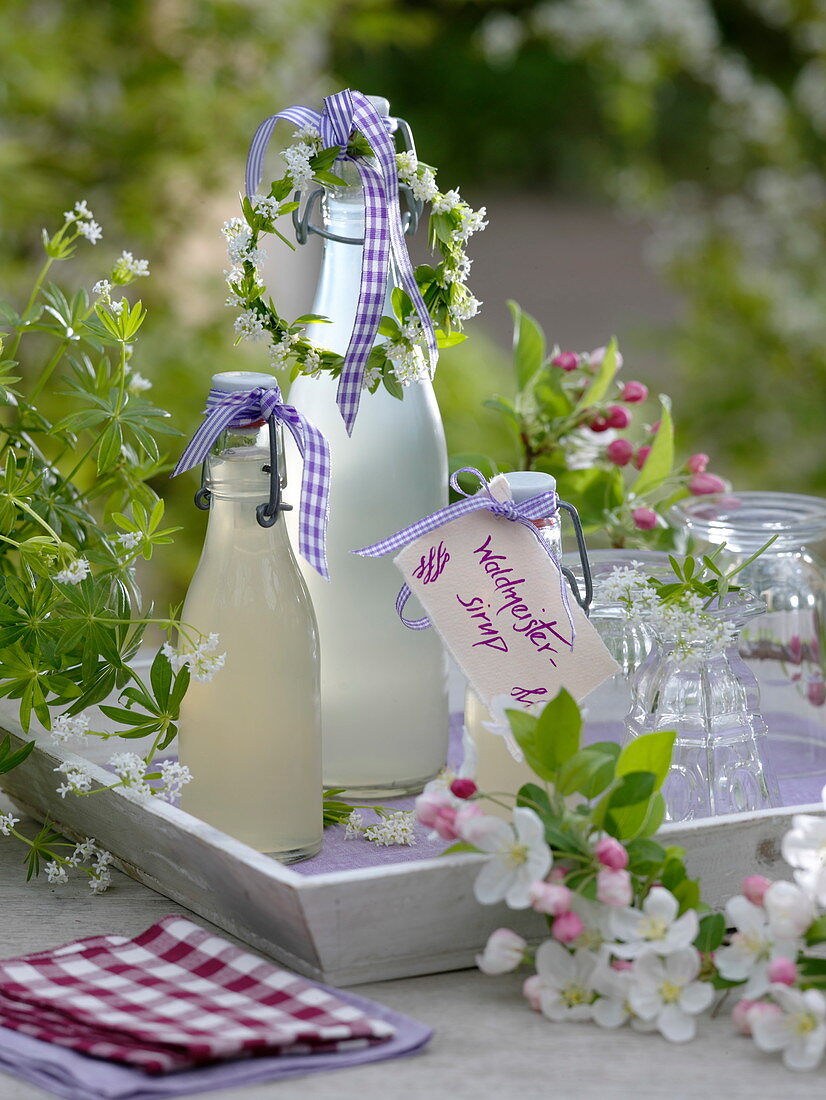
top-left (222, 125), bottom-right (487, 398)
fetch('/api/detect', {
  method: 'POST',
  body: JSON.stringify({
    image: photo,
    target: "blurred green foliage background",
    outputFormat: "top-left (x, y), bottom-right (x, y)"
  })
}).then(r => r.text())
top-left (2, 0), bottom-right (825, 603)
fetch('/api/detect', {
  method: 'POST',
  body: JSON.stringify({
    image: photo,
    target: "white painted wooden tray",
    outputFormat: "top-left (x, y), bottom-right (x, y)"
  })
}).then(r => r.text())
top-left (0, 700), bottom-right (812, 987)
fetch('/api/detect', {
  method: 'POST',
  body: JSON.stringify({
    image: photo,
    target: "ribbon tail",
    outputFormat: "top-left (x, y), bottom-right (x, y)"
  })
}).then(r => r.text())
top-left (245, 106), bottom-right (324, 198)
top-left (396, 584), bottom-right (431, 630)
top-left (276, 407), bottom-right (331, 580)
top-left (171, 395), bottom-right (250, 478)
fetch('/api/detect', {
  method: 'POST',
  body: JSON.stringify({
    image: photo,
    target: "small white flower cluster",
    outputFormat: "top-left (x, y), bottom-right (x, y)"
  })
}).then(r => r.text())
top-left (66, 837), bottom-right (114, 893)
top-left (162, 632), bottom-right (226, 683)
top-left (50, 711), bottom-right (91, 746)
top-left (343, 808), bottom-right (418, 847)
top-left (45, 861), bottom-right (68, 885)
top-left (0, 812), bottom-right (19, 837)
top-left (156, 759), bottom-right (192, 802)
top-left (432, 188), bottom-right (462, 215)
top-left (249, 193), bottom-right (281, 222)
top-left (221, 218), bottom-right (265, 271)
top-left (448, 291), bottom-right (482, 325)
top-left (108, 751), bottom-right (153, 796)
top-left (127, 371), bottom-right (152, 394)
top-left (396, 151), bottom-right (438, 203)
top-left (116, 531), bottom-right (142, 551)
top-left (111, 250), bottom-right (150, 283)
top-left (53, 558), bottom-right (90, 586)
top-left (233, 308), bottom-right (268, 343)
top-left (594, 565), bottom-right (660, 616)
top-left (282, 142), bottom-right (317, 192)
top-left (385, 339), bottom-right (429, 387)
top-left (64, 200), bottom-right (102, 244)
top-left (269, 330), bottom-right (301, 370)
top-left (54, 759), bottom-right (94, 798)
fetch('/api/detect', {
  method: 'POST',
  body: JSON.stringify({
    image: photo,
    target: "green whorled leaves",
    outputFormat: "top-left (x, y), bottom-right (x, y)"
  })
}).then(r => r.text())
top-left (100, 648), bottom-right (189, 752)
top-left (0, 732), bottom-right (35, 774)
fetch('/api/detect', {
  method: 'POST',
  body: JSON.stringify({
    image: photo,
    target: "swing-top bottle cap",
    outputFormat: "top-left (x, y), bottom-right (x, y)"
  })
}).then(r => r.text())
top-left (366, 95), bottom-right (390, 117)
top-left (505, 471), bottom-right (557, 503)
top-left (211, 371), bottom-right (278, 393)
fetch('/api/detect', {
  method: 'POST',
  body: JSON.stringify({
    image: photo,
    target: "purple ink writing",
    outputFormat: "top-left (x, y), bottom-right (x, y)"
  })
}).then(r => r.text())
top-left (456, 594), bottom-right (509, 652)
top-left (413, 540), bottom-right (450, 584)
top-left (510, 686), bottom-right (548, 708)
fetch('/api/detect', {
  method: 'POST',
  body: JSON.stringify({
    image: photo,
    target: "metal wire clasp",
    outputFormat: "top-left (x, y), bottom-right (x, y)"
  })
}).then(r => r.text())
top-left (193, 414), bottom-right (293, 529)
top-left (558, 500), bottom-right (594, 614)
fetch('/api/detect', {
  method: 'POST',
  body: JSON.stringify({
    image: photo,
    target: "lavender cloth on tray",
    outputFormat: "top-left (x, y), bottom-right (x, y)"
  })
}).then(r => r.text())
top-left (0, 983), bottom-right (432, 1100)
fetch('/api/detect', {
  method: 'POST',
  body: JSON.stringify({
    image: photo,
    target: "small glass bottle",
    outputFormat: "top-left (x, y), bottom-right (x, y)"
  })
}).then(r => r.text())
top-left (285, 96), bottom-right (449, 797)
top-left (464, 472), bottom-right (566, 808)
top-left (178, 371), bottom-right (322, 861)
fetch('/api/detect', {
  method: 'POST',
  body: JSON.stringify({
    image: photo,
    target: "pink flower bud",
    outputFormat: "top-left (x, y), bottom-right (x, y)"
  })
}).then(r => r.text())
top-left (476, 928), bottom-right (527, 975)
top-left (688, 473), bottom-right (727, 496)
top-left (606, 405), bottom-right (631, 430)
top-left (633, 445), bottom-right (651, 470)
top-left (548, 865), bottom-right (568, 883)
top-left (732, 998), bottom-right (758, 1036)
top-left (788, 635), bottom-right (803, 664)
top-left (589, 415), bottom-right (610, 433)
top-left (450, 778), bottom-right (477, 800)
top-left (687, 452), bottom-right (709, 474)
top-left (594, 836), bottom-right (629, 870)
top-left (631, 506), bottom-right (658, 532)
top-left (414, 789), bottom-right (459, 839)
top-left (611, 959), bottom-right (634, 972)
top-left (551, 911), bottom-right (584, 944)
top-left (808, 678), bottom-right (826, 707)
top-left (454, 803), bottom-right (484, 837)
top-left (529, 881), bottom-right (572, 916)
top-left (552, 351), bottom-right (579, 372)
top-left (742, 875), bottom-right (771, 906)
top-left (767, 956), bottom-right (798, 985)
top-left (596, 867), bottom-right (633, 908)
top-left (746, 1001), bottom-right (783, 1034)
top-left (620, 380), bottom-right (648, 403)
top-left (589, 346), bottom-right (624, 370)
top-left (606, 439), bottom-right (634, 467)
top-left (523, 974), bottom-right (542, 1011)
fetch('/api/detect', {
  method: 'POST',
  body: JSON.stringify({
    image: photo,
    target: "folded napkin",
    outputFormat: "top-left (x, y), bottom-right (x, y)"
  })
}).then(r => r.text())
top-left (0, 916), bottom-right (397, 1075)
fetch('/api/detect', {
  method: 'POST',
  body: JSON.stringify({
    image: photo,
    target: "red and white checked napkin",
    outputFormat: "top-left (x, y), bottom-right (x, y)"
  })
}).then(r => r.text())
top-left (0, 917), bottom-right (395, 1074)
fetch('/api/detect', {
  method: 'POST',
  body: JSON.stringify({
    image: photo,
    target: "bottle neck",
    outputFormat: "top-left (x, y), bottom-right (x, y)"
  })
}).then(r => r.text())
top-left (530, 515), bottom-right (563, 559)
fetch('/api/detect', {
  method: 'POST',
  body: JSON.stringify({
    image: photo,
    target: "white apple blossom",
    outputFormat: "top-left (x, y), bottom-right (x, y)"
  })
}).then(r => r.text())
top-left (609, 887), bottom-right (699, 958)
top-left (568, 894), bottom-right (613, 952)
top-left (469, 807), bottom-right (552, 909)
top-left (534, 941), bottom-right (597, 1021)
top-left (782, 811), bottom-right (826, 905)
top-left (715, 894), bottom-right (801, 998)
top-left (752, 985), bottom-right (826, 1071)
top-left (477, 928), bottom-right (527, 975)
top-left (764, 880), bottom-right (815, 941)
top-left (629, 948), bottom-right (714, 1042)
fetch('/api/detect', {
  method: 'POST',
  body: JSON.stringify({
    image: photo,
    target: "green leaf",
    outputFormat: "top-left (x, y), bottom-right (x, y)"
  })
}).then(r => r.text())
top-left (806, 916), bottom-right (826, 946)
top-left (509, 689), bottom-right (581, 782)
top-left (507, 300), bottom-right (546, 388)
top-left (695, 912), bottom-right (726, 953)
top-left (616, 731), bottom-right (677, 791)
top-left (632, 394), bottom-right (674, 497)
top-left (556, 746), bottom-right (617, 799)
top-left (441, 840), bottom-right (480, 855)
top-left (673, 877), bottom-right (701, 914)
top-left (608, 771), bottom-right (656, 808)
top-left (660, 857), bottom-right (687, 891)
top-left (149, 647), bottom-right (172, 708)
top-left (0, 734), bottom-right (35, 775)
top-left (625, 837), bottom-right (666, 875)
top-left (575, 336), bottom-right (618, 410)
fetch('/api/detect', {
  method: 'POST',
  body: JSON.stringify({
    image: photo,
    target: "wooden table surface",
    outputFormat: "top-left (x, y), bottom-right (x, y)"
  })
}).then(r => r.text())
top-left (0, 802), bottom-right (821, 1100)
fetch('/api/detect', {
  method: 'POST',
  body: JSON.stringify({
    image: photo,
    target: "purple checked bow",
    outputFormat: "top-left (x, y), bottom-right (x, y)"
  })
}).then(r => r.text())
top-left (173, 386), bottom-right (331, 580)
top-left (245, 88), bottom-right (437, 435)
top-left (354, 467), bottom-right (576, 637)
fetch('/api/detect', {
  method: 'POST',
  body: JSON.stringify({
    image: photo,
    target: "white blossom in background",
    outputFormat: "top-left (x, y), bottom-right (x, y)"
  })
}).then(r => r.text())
top-left (764, 880), bottom-right (815, 940)
top-left (534, 941), bottom-right (597, 1021)
top-left (112, 251), bottom-right (150, 282)
top-left (92, 279), bottom-right (112, 301)
top-left (50, 711), bottom-right (91, 746)
top-left (363, 812), bottom-right (417, 847)
top-left (751, 985), bottom-right (826, 1071)
top-left (609, 887), bottom-right (699, 958)
top-left (54, 558), bottom-right (90, 585)
top-left (629, 948), bottom-right (714, 1042)
top-left (45, 861), bottom-right (69, 885)
top-left (781, 804), bottom-right (826, 906)
top-left (127, 372), bottom-right (152, 394)
top-left (65, 200), bottom-right (103, 244)
top-left (591, 959), bottom-right (657, 1031)
top-left (477, 929), bottom-right (528, 975)
top-left (468, 807), bottom-right (551, 909)
top-left (54, 760), bottom-right (94, 798)
top-left (0, 812), bottom-right (19, 837)
top-left (344, 809), bottom-right (364, 840)
top-left (715, 894), bottom-right (802, 997)
top-left (292, 124), bottom-right (321, 148)
top-left (162, 633), bottom-right (226, 683)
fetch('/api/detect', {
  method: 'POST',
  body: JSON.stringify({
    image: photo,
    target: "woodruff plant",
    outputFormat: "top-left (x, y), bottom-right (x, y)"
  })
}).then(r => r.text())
top-left (0, 203), bottom-right (215, 890)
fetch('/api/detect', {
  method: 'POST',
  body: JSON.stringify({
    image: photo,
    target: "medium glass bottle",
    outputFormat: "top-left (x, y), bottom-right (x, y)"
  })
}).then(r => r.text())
top-left (285, 100), bottom-right (449, 797)
top-left (178, 371), bottom-right (323, 861)
top-left (464, 472), bottom-right (566, 808)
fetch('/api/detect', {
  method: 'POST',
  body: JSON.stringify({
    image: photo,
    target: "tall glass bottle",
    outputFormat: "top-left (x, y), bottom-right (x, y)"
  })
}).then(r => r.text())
top-left (178, 371), bottom-right (323, 861)
top-left (285, 105), bottom-right (449, 797)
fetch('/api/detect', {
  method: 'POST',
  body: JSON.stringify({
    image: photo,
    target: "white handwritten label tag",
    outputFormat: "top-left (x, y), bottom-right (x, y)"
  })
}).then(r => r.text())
top-left (394, 481), bottom-right (618, 708)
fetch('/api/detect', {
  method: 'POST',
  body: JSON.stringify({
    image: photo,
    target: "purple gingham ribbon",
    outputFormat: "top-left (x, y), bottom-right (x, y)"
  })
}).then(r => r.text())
top-left (246, 88), bottom-right (437, 435)
top-left (173, 386), bottom-right (331, 579)
top-left (354, 468), bottom-right (576, 637)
